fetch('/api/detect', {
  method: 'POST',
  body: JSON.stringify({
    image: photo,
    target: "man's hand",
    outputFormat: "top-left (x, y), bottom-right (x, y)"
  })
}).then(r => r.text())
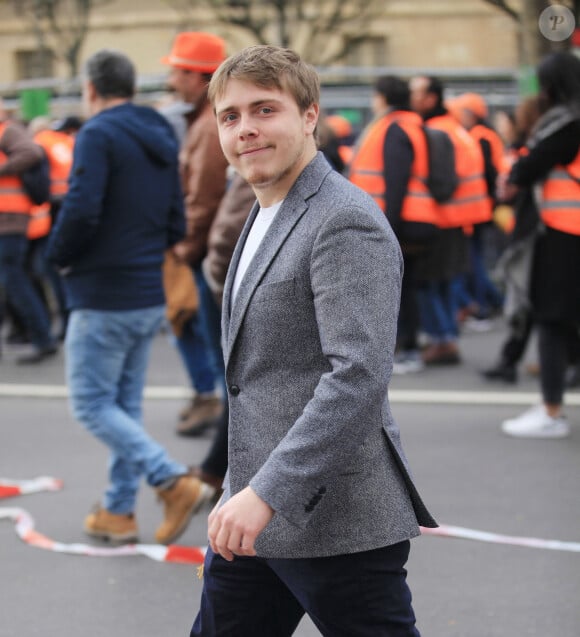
top-left (172, 242), bottom-right (189, 262)
top-left (208, 486), bottom-right (274, 561)
top-left (496, 172), bottom-right (519, 203)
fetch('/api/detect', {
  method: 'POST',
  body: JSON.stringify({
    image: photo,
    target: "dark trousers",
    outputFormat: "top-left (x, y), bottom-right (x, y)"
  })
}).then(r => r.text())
top-left (0, 233), bottom-right (54, 349)
top-left (538, 320), bottom-right (579, 405)
top-left (397, 253), bottom-right (420, 352)
top-left (191, 540), bottom-right (421, 637)
top-left (193, 266), bottom-right (228, 481)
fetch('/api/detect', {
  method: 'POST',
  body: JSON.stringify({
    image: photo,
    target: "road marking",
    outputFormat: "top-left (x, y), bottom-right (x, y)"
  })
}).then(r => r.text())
top-left (1, 383), bottom-right (579, 406)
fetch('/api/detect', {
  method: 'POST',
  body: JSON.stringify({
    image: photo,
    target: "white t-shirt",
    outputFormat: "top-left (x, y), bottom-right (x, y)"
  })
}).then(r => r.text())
top-left (231, 200), bottom-right (283, 306)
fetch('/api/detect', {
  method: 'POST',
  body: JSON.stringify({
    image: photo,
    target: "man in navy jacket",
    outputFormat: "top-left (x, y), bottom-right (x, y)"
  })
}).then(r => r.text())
top-left (47, 49), bottom-right (214, 545)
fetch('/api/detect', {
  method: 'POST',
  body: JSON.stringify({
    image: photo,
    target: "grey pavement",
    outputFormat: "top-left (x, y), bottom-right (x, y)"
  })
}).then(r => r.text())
top-left (1, 320), bottom-right (579, 637)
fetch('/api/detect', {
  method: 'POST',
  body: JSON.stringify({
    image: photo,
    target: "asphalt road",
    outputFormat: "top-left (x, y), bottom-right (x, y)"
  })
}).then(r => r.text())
top-left (1, 321), bottom-right (579, 637)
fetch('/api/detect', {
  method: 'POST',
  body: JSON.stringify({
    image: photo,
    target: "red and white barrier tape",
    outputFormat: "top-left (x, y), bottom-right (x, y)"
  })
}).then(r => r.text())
top-left (2, 478), bottom-right (579, 558)
top-left (0, 477), bottom-right (206, 565)
top-left (0, 507), bottom-right (207, 564)
top-left (420, 524), bottom-right (580, 553)
top-left (0, 476), bottom-right (63, 499)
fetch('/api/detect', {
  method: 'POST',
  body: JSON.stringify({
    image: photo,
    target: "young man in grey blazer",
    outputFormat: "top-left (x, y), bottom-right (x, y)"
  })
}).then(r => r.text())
top-left (191, 45), bottom-right (437, 637)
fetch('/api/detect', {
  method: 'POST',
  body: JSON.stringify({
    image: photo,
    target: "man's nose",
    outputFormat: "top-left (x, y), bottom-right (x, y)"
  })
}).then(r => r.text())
top-left (238, 115), bottom-right (258, 138)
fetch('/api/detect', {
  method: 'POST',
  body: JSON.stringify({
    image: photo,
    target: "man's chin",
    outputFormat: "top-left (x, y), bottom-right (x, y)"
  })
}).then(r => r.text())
top-left (242, 170), bottom-right (273, 188)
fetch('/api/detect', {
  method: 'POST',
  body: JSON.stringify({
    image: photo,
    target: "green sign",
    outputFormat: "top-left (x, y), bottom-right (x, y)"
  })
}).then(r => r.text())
top-left (20, 88), bottom-right (51, 121)
top-left (518, 66), bottom-right (539, 97)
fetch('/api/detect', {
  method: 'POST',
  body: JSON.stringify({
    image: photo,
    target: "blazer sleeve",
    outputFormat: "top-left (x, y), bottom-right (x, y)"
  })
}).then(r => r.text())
top-left (249, 201), bottom-right (403, 528)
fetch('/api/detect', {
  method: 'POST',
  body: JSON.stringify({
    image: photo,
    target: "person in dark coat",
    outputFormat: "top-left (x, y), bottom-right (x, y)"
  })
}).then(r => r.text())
top-left (500, 52), bottom-right (580, 438)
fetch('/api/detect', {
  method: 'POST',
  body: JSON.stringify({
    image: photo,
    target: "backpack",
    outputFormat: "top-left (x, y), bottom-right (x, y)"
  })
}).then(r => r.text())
top-left (423, 126), bottom-right (458, 203)
top-left (20, 146), bottom-right (51, 205)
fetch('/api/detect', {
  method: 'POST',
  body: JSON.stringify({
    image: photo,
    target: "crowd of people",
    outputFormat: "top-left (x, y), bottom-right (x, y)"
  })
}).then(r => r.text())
top-left (345, 56), bottom-right (580, 440)
top-left (0, 33), bottom-right (579, 636)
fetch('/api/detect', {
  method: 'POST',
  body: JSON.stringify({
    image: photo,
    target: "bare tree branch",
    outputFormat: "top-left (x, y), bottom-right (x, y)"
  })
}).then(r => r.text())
top-left (9, 0), bottom-right (113, 78)
top-left (165, 0), bottom-right (388, 64)
top-left (481, 0), bottom-right (520, 22)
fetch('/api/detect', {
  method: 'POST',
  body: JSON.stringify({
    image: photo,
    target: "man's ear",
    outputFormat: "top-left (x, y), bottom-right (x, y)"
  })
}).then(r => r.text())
top-left (86, 81), bottom-right (97, 102)
top-left (304, 103), bottom-right (319, 134)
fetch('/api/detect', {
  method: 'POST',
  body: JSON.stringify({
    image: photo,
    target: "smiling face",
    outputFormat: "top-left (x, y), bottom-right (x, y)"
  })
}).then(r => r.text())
top-left (214, 78), bottom-right (319, 206)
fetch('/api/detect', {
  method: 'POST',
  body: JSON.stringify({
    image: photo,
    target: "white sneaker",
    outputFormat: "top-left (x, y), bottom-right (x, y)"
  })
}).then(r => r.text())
top-left (393, 351), bottom-right (425, 375)
top-left (463, 317), bottom-right (494, 333)
top-left (501, 405), bottom-right (570, 439)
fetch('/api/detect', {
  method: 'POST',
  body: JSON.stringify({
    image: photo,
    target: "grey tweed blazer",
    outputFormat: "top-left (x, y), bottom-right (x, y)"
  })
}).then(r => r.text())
top-left (220, 152), bottom-right (436, 559)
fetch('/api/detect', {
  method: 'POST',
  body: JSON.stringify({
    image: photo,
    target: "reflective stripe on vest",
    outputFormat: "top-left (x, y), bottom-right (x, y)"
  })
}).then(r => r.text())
top-left (349, 110), bottom-right (439, 225)
top-left (27, 202), bottom-right (52, 239)
top-left (428, 114), bottom-right (491, 228)
top-left (541, 149), bottom-right (580, 236)
top-left (0, 123), bottom-right (33, 214)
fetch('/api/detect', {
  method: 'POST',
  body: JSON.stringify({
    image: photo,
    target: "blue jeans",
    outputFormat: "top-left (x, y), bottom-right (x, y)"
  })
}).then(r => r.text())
top-left (175, 312), bottom-right (217, 395)
top-left (0, 233), bottom-right (54, 348)
top-left (416, 280), bottom-right (458, 343)
top-left (467, 233), bottom-right (503, 316)
top-left (194, 266), bottom-right (226, 397)
top-left (65, 306), bottom-right (187, 514)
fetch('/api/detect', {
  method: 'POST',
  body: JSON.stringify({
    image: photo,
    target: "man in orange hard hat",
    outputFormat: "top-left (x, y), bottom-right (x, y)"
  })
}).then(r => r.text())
top-left (161, 33), bottom-right (231, 485)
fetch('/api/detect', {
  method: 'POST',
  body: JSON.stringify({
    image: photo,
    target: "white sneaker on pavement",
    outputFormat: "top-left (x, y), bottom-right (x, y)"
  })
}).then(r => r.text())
top-left (393, 350), bottom-right (425, 375)
top-left (501, 404), bottom-right (570, 439)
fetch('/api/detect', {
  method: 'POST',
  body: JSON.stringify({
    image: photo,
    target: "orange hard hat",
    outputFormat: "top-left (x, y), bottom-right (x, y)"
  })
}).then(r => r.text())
top-left (325, 114), bottom-right (352, 138)
top-left (161, 32), bottom-right (226, 73)
top-left (457, 93), bottom-right (488, 119)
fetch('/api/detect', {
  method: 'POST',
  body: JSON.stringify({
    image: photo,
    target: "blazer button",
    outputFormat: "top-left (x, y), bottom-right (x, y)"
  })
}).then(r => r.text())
top-left (229, 384), bottom-right (240, 396)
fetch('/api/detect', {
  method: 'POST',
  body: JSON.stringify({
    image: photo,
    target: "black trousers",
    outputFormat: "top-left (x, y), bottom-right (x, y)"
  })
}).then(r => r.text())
top-left (538, 321), bottom-right (580, 405)
top-left (191, 540), bottom-right (421, 637)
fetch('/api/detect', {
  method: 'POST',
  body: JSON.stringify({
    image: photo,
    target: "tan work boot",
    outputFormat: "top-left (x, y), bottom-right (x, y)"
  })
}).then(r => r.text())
top-left (155, 475), bottom-right (214, 545)
top-left (84, 506), bottom-right (138, 544)
top-left (176, 394), bottom-right (223, 437)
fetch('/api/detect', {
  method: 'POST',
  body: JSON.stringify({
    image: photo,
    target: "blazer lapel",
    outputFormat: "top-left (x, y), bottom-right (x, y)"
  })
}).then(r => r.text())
top-left (223, 197), bottom-right (308, 365)
top-left (222, 152), bottom-right (333, 366)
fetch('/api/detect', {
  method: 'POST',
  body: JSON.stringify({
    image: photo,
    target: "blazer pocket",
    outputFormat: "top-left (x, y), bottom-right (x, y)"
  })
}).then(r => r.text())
top-left (253, 278), bottom-right (295, 302)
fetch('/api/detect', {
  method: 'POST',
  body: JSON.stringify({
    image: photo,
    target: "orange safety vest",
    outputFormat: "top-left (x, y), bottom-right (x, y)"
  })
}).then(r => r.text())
top-left (27, 202), bottom-right (52, 239)
top-left (33, 129), bottom-right (74, 198)
top-left (427, 114), bottom-right (491, 228)
top-left (0, 122), bottom-right (34, 215)
top-left (470, 124), bottom-right (505, 176)
top-left (349, 110), bottom-right (439, 226)
top-left (540, 147), bottom-right (580, 236)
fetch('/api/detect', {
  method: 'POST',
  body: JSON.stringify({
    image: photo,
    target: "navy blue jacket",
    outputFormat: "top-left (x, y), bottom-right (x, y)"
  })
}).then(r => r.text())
top-left (47, 102), bottom-right (185, 311)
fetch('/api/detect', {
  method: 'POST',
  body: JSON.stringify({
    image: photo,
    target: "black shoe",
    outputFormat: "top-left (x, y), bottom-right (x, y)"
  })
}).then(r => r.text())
top-left (480, 362), bottom-right (517, 383)
top-left (16, 344), bottom-right (58, 365)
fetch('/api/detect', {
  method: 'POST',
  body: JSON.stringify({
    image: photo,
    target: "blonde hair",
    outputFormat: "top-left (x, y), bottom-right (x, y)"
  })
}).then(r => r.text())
top-left (208, 45), bottom-right (320, 113)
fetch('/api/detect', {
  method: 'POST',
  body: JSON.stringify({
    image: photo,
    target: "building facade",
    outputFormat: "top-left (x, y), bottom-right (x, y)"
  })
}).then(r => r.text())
top-left (0, 0), bottom-right (522, 119)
